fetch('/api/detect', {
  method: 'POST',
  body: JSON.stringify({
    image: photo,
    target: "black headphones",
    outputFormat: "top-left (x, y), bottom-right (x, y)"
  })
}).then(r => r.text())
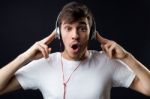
top-left (55, 12), bottom-right (97, 40)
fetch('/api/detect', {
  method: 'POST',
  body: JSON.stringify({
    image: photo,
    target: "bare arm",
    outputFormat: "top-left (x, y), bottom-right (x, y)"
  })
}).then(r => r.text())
top-left (0, 54), bottom-right (29, 93)
top-left (96, 32), bottom-right (150, 96)
top-left (0, 30), bottom-right (56, 95)
top-left (122, 53), bottom-right (150, 96)
top-left (0, 76), bottom-right (21, 95)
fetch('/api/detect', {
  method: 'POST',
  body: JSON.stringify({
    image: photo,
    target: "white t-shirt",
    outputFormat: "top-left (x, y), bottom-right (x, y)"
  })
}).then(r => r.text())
top-left (15, 50), bottom-right (135, 99)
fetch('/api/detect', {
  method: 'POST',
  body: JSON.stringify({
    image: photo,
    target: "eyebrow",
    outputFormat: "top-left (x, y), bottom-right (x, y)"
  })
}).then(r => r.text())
top-left (63, 20), bottom-right (87, 26)
top-left (78, 21), bottom-right (87, 25)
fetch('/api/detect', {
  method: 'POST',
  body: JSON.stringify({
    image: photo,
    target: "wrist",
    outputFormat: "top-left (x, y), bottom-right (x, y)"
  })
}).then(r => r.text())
top-left (121, 52), bottom-right (131, 61)
top-left (121, 52), bottom-right (138, 67)
top-left (18, 53), bottom-right (32, 65)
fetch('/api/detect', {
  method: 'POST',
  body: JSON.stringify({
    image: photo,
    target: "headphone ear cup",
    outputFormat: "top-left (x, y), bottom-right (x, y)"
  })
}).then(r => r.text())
top-left (90, 18), bottom-right (96, 40)
top-left (56, 27), bottom-right (61, 39)
top-left (90, 30), bottom-right (96, 40)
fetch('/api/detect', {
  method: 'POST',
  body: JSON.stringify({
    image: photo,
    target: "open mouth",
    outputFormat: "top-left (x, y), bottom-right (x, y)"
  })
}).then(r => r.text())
top-left (71, 43), bottom-right (80, 52)
top-left (72, 44), bottom-right (78, 50)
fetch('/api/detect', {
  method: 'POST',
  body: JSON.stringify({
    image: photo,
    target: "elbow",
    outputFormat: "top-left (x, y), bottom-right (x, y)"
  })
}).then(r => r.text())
top-left (0, 83), bottom-right (5, 95)
top-left (145, 91), bottom-right (150, 97)
top-left (0, 83), bottom-right (3, 92)
top-left (144, 81), bottom-right (150, 97)
top-left (0, 81), bottom-right (3, 92)
top-left (0, 87), bottom-right (5, 96)
top-left (142, 87), bottom-right (150, 97)
top-left (146, 94), bottom-right (150, 97)
top-left (0, 87), bottom-right (3, 95)
top-left (143, 92), bottom-right (150, 97)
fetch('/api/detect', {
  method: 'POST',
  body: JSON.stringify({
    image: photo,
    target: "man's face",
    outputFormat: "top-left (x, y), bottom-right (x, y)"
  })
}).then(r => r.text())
top-left (61, 18), bottom-right (90, 60)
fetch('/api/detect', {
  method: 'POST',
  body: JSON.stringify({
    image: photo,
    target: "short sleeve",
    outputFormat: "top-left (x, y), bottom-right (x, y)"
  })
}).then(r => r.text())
top-left (15, 58), bottom-right (47, 90)
top-left (111, 59), bottom-right (135, 88)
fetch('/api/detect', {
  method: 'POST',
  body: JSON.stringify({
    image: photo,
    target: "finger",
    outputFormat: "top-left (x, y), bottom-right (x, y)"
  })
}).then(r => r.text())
top-left (48, 48), bottom-right (52, 54)
top-left (104, 44), bottom-right (110, 53)
top-left (38, 43), bottom-right (49, 56)
top-left (41, 29), bottom-right (56, 45)
top-left (96, 31), bottom-right (109, 44)
top-left (100, 44), bottom-right (106, 52)
top-left (37, 43), bottom-right (49, 58)
top-left (37, 45), bottom-right (47, 58)
top-left (103, 43), bottom-right (112, 57)
top-left (108, 42), bottom-right (116, 58)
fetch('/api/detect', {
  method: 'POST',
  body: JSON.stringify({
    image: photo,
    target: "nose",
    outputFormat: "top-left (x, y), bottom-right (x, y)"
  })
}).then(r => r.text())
top-left (72, 29), bottom-right (79, 40)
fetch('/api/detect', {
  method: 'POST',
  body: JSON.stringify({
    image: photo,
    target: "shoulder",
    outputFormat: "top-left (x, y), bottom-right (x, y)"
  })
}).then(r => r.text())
top-left (48, 52), bottom-right (60, 59)
top-left (89, 50), bottom-right (108, 61)
top-left (89, 50), bottom-right (127, 68)
top-left (48, 52), bottom-right (61, 63)
top-left (18, 52), bottom-right (61, 71)
top-left (87, 50), bottom-right (110, 67)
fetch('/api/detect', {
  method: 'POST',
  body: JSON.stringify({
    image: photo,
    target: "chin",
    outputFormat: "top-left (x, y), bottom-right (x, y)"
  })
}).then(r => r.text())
top-left (71, 51), bottom-right (87, 60)
top-left (63, 47), bottom-right (87, 60)
top-left (69, 53), bottom-right (79, 59)
top-left (67, 52), bottom-right (81, 60)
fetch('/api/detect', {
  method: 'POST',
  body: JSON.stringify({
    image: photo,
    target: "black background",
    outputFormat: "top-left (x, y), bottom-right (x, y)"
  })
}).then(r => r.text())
top-left (0, 0), bottom-right (150, 99)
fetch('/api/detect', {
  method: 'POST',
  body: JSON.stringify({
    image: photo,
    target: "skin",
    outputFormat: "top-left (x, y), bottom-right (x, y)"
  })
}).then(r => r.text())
top-left (0, 30), bottom-right (56, 94)
top-left (61, 18), bottom-right (90, 61)
top-left (0, 17), bottom-right (150, 97)
top-left (96, 32), bottom-right (150, 96)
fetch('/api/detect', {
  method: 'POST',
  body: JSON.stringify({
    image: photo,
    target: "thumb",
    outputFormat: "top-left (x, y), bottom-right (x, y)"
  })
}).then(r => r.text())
top-left (48, 48), bottom-right (52, 54)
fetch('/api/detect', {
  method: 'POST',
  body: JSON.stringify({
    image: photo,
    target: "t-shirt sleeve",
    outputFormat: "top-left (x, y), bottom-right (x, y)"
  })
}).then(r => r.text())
top-left (15, 58), bottom-right (47, 90)
top-left (111, 59), bottom-right (135, 88)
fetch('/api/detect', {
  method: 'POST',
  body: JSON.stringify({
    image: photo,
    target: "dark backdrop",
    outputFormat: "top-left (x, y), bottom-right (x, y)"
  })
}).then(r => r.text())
top-left (0, 0), bottom-right (150, 99)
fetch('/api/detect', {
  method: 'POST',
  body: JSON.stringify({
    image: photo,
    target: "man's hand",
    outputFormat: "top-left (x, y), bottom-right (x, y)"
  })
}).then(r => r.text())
top-left (96, 32), bottom-right (129, 59)
top-left (21, 30), bottom-right (56, 61)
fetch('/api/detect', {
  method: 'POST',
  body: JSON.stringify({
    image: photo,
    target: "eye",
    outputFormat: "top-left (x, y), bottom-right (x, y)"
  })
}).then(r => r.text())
top-left (65, 26), bottom-right (72, 32)
top-left (79, 26), bottom-right (87, 32)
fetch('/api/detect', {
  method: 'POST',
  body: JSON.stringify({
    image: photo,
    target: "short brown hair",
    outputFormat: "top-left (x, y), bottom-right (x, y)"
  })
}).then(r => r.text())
top-left (57, 1), bottom-right (93, 28)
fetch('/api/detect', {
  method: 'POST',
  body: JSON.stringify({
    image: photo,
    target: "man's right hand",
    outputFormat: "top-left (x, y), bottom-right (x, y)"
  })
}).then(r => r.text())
top-left (21, 30), bottom-right (56, 61)
top-left (0, 29), bottom-right (56, 95)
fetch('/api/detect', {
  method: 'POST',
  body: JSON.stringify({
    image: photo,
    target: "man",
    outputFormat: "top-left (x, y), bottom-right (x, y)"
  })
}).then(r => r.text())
top-left (0, 1), bottom-right (150, 99)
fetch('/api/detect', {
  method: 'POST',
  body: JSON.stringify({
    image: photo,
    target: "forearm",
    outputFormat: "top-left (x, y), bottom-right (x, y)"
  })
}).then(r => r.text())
top-left (122, 53), bottom-right (150, 91)
top-left (0, 54), bottom-right (30, 91)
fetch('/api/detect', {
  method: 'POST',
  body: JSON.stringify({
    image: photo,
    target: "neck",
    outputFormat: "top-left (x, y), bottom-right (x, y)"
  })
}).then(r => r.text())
top-left (62, 49), bottom-right (89, 61)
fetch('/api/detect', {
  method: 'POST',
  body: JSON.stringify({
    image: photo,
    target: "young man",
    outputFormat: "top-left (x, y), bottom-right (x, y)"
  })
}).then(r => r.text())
top-left (0, 1), bottom-right (150, 99)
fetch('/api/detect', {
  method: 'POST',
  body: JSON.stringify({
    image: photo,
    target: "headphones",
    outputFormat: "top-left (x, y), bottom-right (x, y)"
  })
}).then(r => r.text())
top-left (55, 12), bottom-right (97, 40)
